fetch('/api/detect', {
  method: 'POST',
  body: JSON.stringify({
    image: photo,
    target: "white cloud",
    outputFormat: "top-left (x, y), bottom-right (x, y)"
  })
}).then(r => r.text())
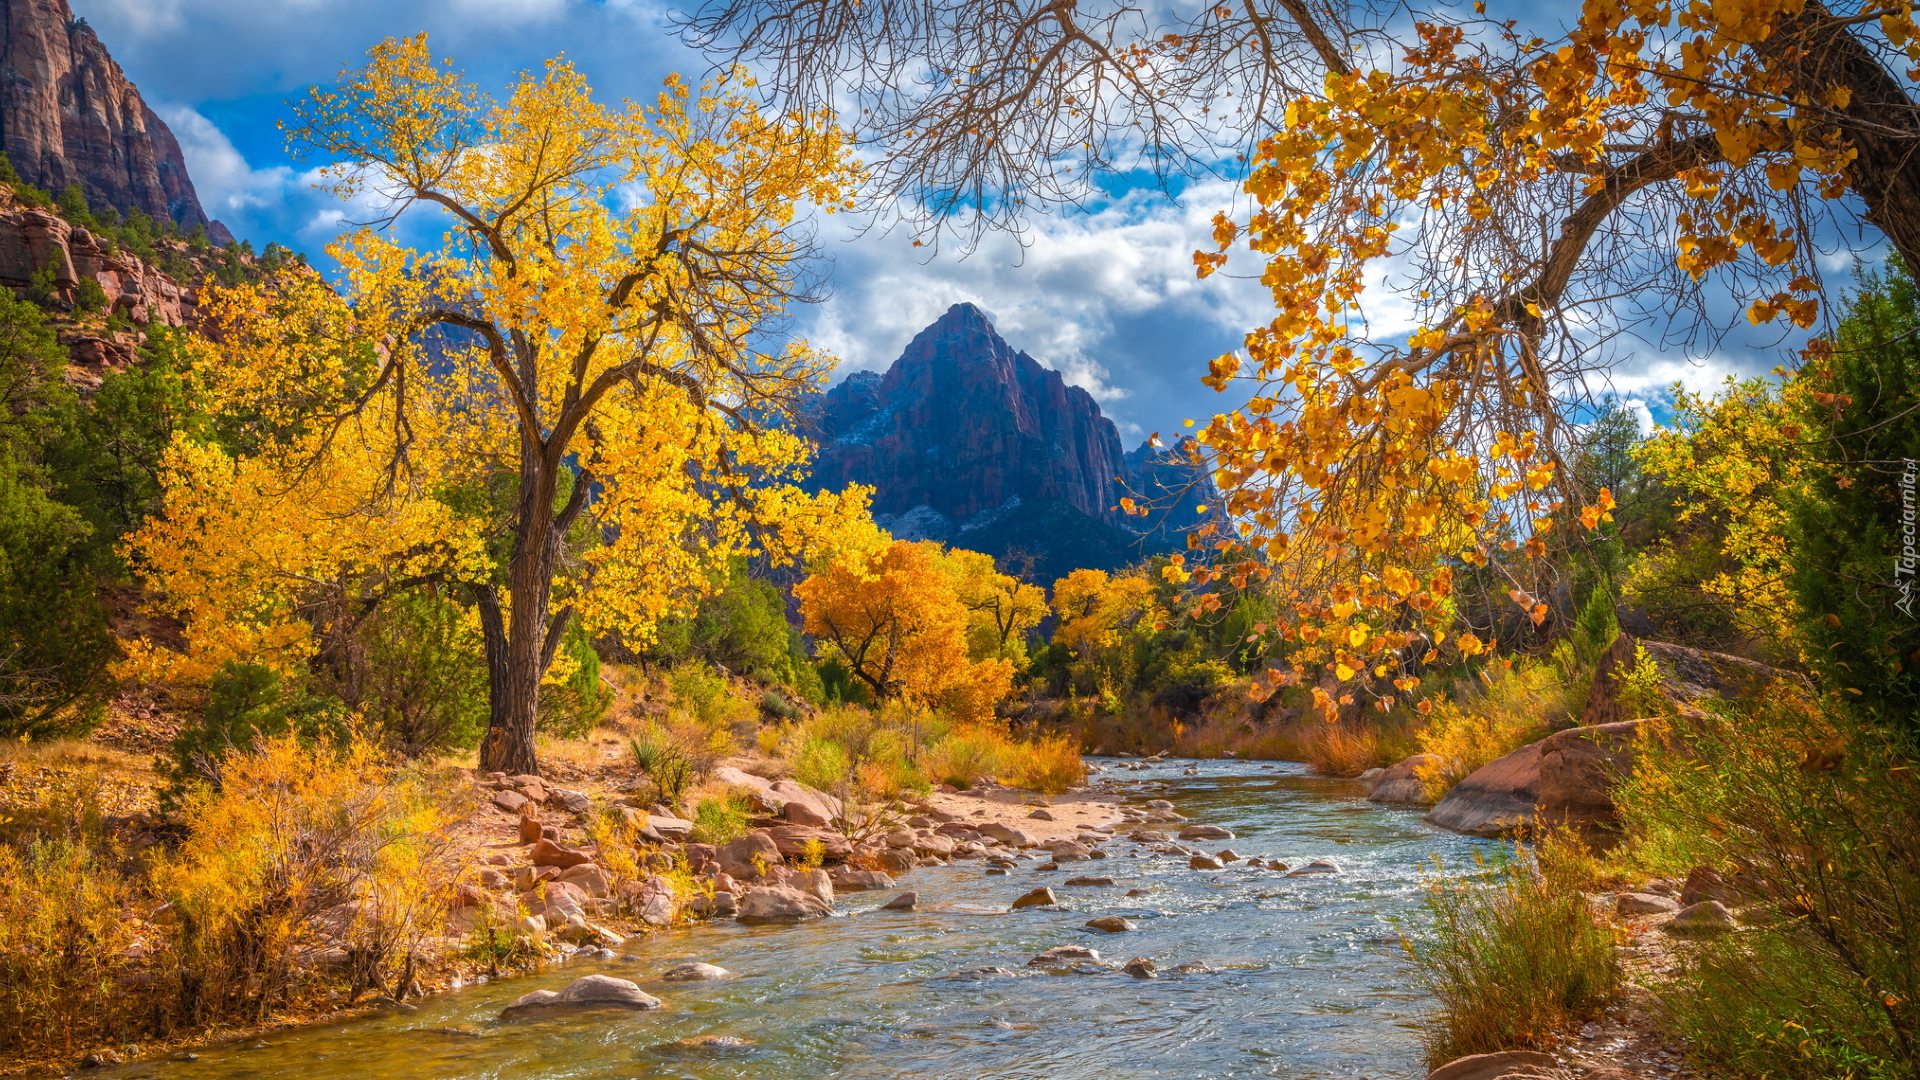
top-left (156, 104), bottom-right (294, 216)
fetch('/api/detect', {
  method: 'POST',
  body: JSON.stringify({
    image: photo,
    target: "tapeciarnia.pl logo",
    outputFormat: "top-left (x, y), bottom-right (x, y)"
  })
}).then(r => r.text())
top-left (1900, 458), bottom-right (1918, 618)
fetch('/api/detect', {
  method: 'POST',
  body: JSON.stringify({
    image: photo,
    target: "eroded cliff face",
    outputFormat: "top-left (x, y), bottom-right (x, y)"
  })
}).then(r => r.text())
top-left (0, 0), bottom-right (226, 239)
top-left (812, 303), bottom-right (1134, 526)
top-left (808, 303), bottom-right (1218, 578)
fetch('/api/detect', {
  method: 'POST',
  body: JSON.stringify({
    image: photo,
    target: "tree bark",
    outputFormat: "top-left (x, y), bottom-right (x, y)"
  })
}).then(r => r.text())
top-left (478, 446), bottom-right (563, 777)
top-left (1759, 7), bottom-right (1920, 271)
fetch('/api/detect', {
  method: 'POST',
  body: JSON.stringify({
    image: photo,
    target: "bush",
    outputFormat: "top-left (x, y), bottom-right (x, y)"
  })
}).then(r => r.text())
top-left (627, 727), bottom-right (697, 807)
top-left (535, 619), bottom-right (612, 738)
top-left (1405, 844), bottom-right (1621, 1066)
top-left (0, 836), bottom-right (141, 1060)
top-left (0, 449), bottom-right (115, 738)
top-left (689, 789), bottom-right (754, 845)
top-left (161, 662), bottom-right (338, 804)
top-left (1616, 687), bottom-right (1920, 1077)
top-left (1304, 721), bottom-right (1382, 778)
top-left (355, 590), bottom-right (487, 756)
top-left (1415, 659), bottom-right (1581, 800)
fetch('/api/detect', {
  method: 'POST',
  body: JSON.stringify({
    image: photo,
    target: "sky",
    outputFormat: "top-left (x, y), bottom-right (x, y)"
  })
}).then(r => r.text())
top-left (73, 0), bottom-right (1855, 443)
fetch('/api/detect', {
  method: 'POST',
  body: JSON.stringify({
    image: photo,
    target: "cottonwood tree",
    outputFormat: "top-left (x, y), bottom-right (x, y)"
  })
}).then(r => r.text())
top-left (132, 38), bottom-right (868, 774)
top-left (691, 0), bottom-right (1920, 708)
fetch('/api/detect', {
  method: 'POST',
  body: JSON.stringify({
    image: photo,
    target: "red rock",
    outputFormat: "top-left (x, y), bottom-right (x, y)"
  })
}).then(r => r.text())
top-left (765, 825), bottom-right (852, 860)
top-left (0, 1), bottom-right (221, 234)
top-left (528, 838), bottom-right (594, 868)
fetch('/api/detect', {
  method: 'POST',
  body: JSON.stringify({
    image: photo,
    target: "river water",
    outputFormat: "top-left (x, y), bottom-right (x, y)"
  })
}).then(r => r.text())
top-left (108, 759), bottom-right (1496, 1080)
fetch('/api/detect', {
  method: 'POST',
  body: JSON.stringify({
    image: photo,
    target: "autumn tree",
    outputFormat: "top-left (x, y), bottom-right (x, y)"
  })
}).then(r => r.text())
top-left (935, 546), bottom-right (1049, 668)
top-left (691, 0), bottom-right (1920, 711)
top-left (130, 38), bottom-right (866, 774)
top-left (797, 539), bottom-right (1019, 720)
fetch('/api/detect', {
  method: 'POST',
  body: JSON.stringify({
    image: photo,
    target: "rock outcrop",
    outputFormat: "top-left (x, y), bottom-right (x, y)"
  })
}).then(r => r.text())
top-left (0, 1), bottom-right (227, 239)
top-left (1582, 632), bottom-right (1800, 726)
top-left (1424, 741), bottom-right (1545, 837)
top-left (808, 303), bottom-right (1216, 579)
top-left (1366, 753), bottom-right (1437, 805)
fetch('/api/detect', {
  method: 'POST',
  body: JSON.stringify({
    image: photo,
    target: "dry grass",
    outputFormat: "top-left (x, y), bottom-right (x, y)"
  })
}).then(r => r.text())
top-left (1416, 662), bottom-right (1582, 800)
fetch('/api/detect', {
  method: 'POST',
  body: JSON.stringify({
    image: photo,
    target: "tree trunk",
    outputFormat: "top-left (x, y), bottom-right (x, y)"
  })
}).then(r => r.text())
top-left (478, 452), bottom-right (563, 777)
top-left (1761, 9), bottom-right (1920, 271)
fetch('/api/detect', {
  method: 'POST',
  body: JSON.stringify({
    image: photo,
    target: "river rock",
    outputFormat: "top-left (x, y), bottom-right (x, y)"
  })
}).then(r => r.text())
top-left (717, 832), bottom-right (783, 881)
top-left (529, 838), bottom-right (595, 869)
top-left (878, 848), bottom-right (916, 873)
top-left (1189, 855), bottom-right (1225, 870)
top-left (1011, 887), bottom-right (1058, 910)
top-left (1178, 825), bottom-right (1233, 840)
top-left (1667, 900), bottom-right (1737, 936)
top-left (1286, 859), bottom-right (1339, 877)
top-left (1424, 741), bottom-right (1544, 838)
top-left (1086, 916), bottom-right (1137, 933)
top-left (880, 891), bottom-right (918, 911)
top-left (1028, 808), bottom-right (1055, 820)
top-left (661, 962), bottom-right (734, 981)
top-left (1616, 892), bottom-right (1680, 916)
top-left (1129, 829), bottom-right (1172, 843)
top-left (1048, 840), bottom-right (1093, 862)
top-left (1425, 1050), bottom-right (1562, 1080)
top-left (1367, 754), bottom-right (1439, 805)
top-left (1120, 957), bottom-right (1157, 979)
top-left (767, 825), bottom-right (853, 860)
top-left (1064, 875), bottom-right (1115, 887)
top-left (1125, 888), bottom-right (1149, 897)
top-left (1028, 945), bottom-right (1100, 965)
top-left (979, 822), bottom-right (1039, 848)
top-left (829, 867), bottom-right (895, 891)
top-left (791, 868), bottom-right (835, 904)
top-left (950, 966), bottom-right (1021, 978)
top-left (526, 880), bottom-right (589, 922)
top-left (656, 1034), bottom-right (755, 1052)
top-left (499, 975), bottom-right (662, 1019)
top-left (736, 885), bottom-right (832, 924)
top-left (492, 789), bottom-right (531, 814)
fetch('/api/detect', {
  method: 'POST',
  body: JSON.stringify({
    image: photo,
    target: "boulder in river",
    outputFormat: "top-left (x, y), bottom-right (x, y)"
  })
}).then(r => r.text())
top-left (655, 1034), bottom-right (755, 1052)
top-left (980, 822), bottom-right (1039, 848)
top-left (1367, 754), bottom-right (1438, 805)
top-left (1129, 829), bottom-right (1172, 843)
top-left (830, 867), bottom-right (896, 892)
top-left (1178, 825), bottom-right (1234, 840)
top-left (661, 962), bottom-right (734, 981)
top-left (716, 832), bottom-right (783, 881)
top-left (880, 891), bottom-right (918, 910)
top-left (1189, 855), bottom-right (1225, 870)
top-left (1064, 876), bottom-right (1116, 887)
top-left (499, 975), bottom-right (662, 1019)
top-left (1011, 886), bottom-right (1058, 910)
top-left (1028, 945), bottom-right (1100, 965)
top-left (1286, 859), bottom-right (1339, 877)
top-left (735, 885), bottom-right (832, 924)
top-left (1424, 742), bottom-right (1544, 838)
top-left (1086, 916), bottom-right (1137, 933)
top-left (1120, 957), bottom-right (1157, 979)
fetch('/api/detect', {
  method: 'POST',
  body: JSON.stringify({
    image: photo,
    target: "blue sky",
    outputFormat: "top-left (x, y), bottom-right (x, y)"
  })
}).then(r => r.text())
top-left (75, 0), bottom-right (1839, 443)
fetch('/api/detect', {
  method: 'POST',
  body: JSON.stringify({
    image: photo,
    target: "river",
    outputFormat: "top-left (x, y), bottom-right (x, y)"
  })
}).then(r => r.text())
top-left (105, 758), bottom-right (1498, 1080)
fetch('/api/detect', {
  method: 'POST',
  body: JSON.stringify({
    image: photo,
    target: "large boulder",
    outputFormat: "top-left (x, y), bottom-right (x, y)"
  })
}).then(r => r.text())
top-left (736, 885), bottom-right (833, 924)
top-left (528, 838), bottom-right (595, 869)
top-left (499, 975), bottom-right (662, 1019)
top-left (1583, 632), bottom-right (1799, 726)
top-left (978, 822), bottom-right (1038, 848)
top-left (1536, 720), bottom-right (1651, 827)
top-left (770, 780), bottom-right (839, 826)
top-left (828, 866), bottom-right (895, 891)
top-left (1367, 754), bottom-right (1438, 805)
top-left (716, 832), bottom-right (783, 880)
top-left (1425, 742), bottom-right (1544, 838)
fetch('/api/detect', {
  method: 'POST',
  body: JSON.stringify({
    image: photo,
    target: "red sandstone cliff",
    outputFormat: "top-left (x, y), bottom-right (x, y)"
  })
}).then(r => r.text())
top-left (0, 0), bottom-right (228, 241)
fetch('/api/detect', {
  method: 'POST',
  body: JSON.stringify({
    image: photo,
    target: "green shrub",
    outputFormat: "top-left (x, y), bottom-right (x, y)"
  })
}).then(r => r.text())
top-left (627, 727), bottom-right (695, 806)
top-left (1405, 845), bottom-right (1620, 1066)
top-left (535, 618), bottom-right (612, 738)
top-left (0, 448), bottom-right (114, 738)
top-left (760, 688), bottom-right (799, 720)
top-left (1617, 687), bottom-right (1920, 1077)
top-left (161, 662), bottom-right (339, 804)
top-left (689, 789), bottom-right (754, 845)
top-left (72, 276), bottom-right (106, 314)
top-left (356, 590), bottom-right (488, 756)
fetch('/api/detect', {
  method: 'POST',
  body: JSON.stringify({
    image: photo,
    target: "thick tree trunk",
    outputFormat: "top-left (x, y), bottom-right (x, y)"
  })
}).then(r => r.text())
top-left (478, 452), bottom-right (563, 777)
top-left (1761, 9), bottom-right (1920, 271)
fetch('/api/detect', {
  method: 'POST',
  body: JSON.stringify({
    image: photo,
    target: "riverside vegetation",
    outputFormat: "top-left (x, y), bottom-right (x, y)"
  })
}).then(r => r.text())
top-left (1, 8), bottom-right (1919, 1079)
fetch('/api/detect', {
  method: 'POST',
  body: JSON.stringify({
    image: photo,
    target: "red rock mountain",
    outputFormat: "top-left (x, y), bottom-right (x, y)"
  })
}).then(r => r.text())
top-left (809, 304), bottom-right (1216, 579)
top-left (0, 0), bottom-right (228, 240)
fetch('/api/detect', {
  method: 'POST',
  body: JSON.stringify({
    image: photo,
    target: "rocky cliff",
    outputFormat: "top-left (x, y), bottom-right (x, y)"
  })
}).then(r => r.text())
top-left (809, 304), bottom-right (1216, 580)
top-left (0, 0), bottom-right (228, 241)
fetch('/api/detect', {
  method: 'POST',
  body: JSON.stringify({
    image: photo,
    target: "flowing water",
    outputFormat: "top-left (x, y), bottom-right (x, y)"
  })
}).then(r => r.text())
top-left (106, 759), bottom-right (1496, 1080)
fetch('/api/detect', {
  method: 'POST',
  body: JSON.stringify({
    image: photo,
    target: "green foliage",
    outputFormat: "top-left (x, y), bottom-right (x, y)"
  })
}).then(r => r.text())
top-left (1405, 845), bottom-right (1621, 1066)
top-left (648, 560), bottom-right (815, 690)
top-left (161, 662), bottom-right (339, 803)
top-left (760, 688), bottom-right (799, 720)
top-left (24, 266), bottom-right (57, 308)
top-left (535, 618), bottom-right (612, 738)
top-left (1785, 257), bottom-right (1920, 739)
top-left (1617, 687), bottom-right (1920, 1076)
top-left (689, 789), bottom-right (754, 845)
top-left (0, 447), bottom-right (115, 737)
top-left (355, 590), bottom-right (488, 756)
top-left (56, 184), bottom-right (95, 230)
top-left (72, 275), bottom-right (106, 314)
